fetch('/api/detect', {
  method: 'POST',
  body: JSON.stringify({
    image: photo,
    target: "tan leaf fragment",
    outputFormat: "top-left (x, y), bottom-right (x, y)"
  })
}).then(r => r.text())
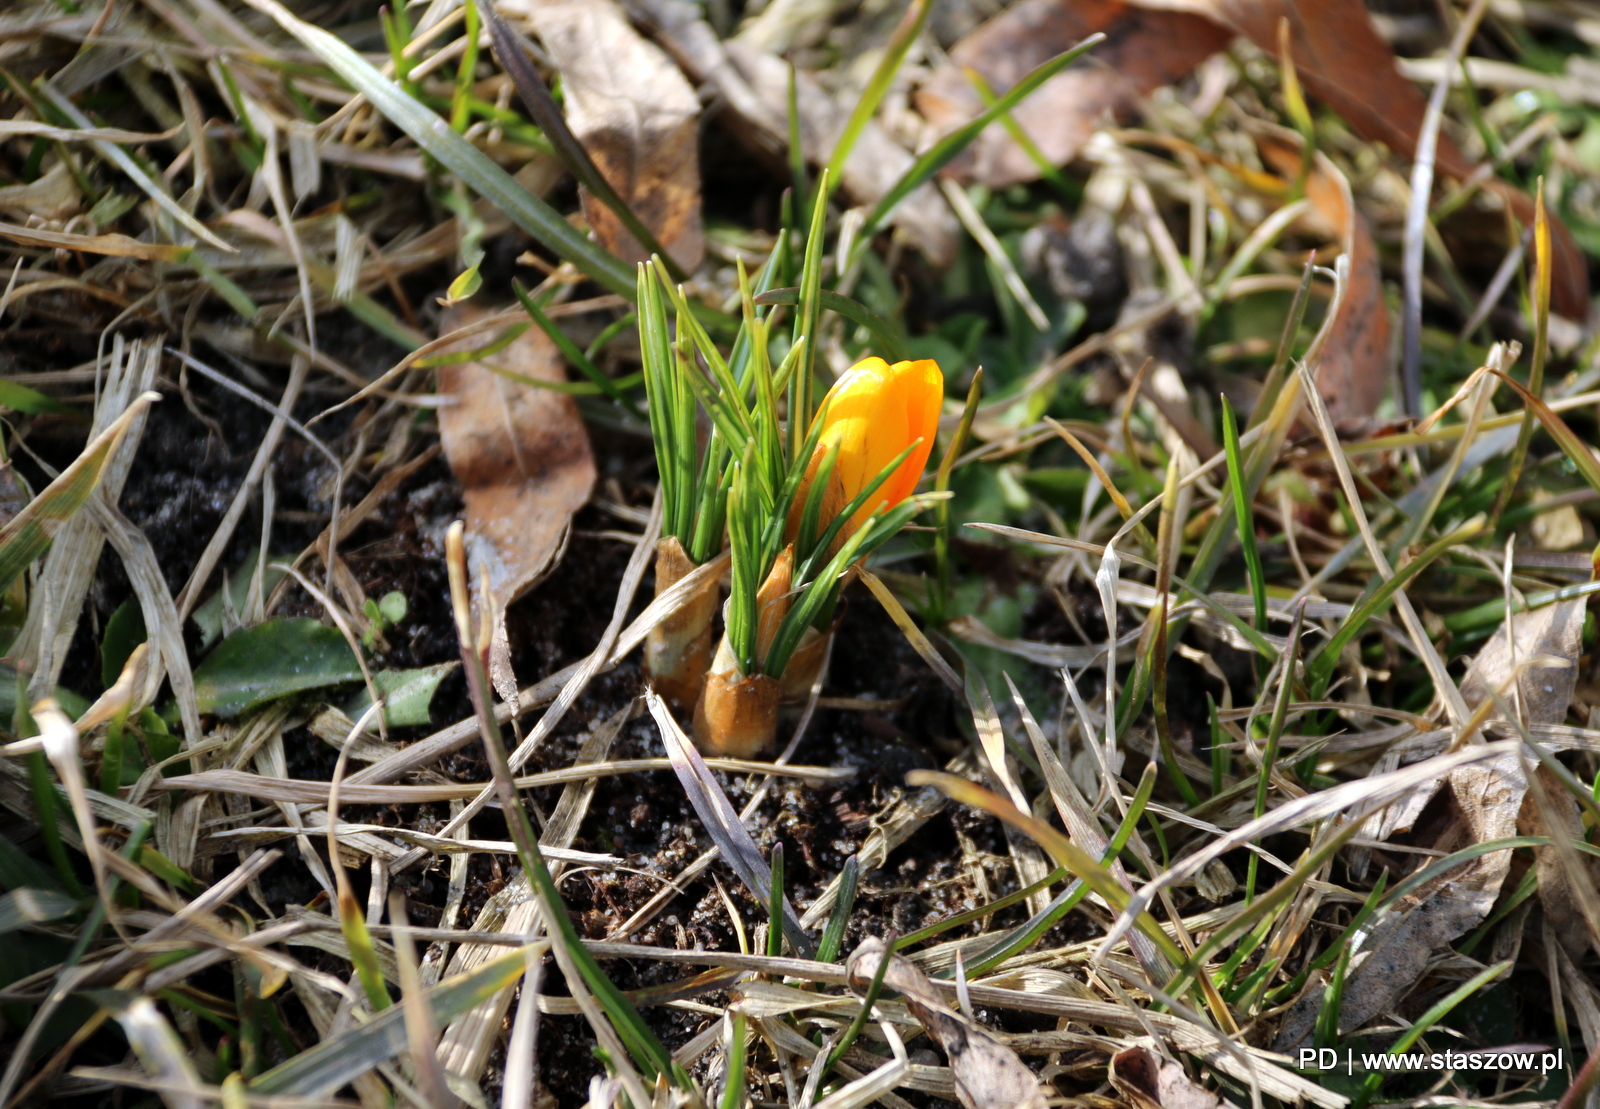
top-left (630, 0), bottom-right (959, 266)
top-left (847, 937), bottom-right (1048, 1109)
top-left (914, 0), bottom-right (1230, 189)
top-left (511, 0), bottom-right (704, 270)
top-left (1255, 133), bottom-right (1388, 424)
top-left (1278, 601), bottom-right (1582, 1050)
top-left (437, 304), bottom-right (596, 695)
top-left (1109, 1046), bottom-right (1222, 1109)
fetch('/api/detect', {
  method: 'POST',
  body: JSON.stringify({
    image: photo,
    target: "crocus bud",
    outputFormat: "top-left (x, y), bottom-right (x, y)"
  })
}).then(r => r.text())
top-left (789, 356), bottom-right (943, 544)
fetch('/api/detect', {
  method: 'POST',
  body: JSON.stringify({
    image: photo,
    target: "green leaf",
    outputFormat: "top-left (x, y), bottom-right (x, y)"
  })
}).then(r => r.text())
top-left (443, 262), bottom-right (483, 305)
top-left (0, 393), bottom-right (157, 596)
top-left (341, 662), bottom-right (457, 728)
top-left (240, 0), bottom-right (634, 299)
top-left (376, 591), bottom-right (407, 625)
top-left (190, 549), bottom-right (289, 652)
top-left (753, 287), bottom-right (908, 363)
top-left (101, 598), bottom-right (146, 688)
top-left (0, 381), bottom-right (80, 418)
top-left (250, 946), bottom-right (534, 1096)
top-left (193, 618), bottom-right (364, 718)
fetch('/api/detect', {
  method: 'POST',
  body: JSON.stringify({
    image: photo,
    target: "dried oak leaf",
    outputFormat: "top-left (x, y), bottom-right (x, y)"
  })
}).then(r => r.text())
top-left (436, 304), bottom-right (596, 693)
top-left (510, 0), bottom-right (704, 270)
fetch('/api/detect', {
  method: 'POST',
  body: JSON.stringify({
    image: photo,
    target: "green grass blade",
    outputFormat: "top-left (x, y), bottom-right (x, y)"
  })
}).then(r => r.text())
top-left (241, 0), bottom-right (634, 298)
top-left (1348, 961), bottom-right (1511, 1109)
top-left (816, 855), bottom-right (859, 964)
top-left (754, 286), bottom-right (909, 365)
top-left (1246, 601), bottom-right (1305, 904)
top-left (766, 842), bottom-right (786, 958)
top-left (1220, 397), bottom-right (1267, 638)
top-left (822, 0), bottom-right (932, 200)
top-left (859, 34), bottom-right (1103, 240)
top-left (479, 2), bottom-right (685, 280)
top-left (512, 280), bottom-right (643, 417)
top-left (250, 947), bottom-right (534, 1094)
top-left (790, 174), bottom-right (831, 461)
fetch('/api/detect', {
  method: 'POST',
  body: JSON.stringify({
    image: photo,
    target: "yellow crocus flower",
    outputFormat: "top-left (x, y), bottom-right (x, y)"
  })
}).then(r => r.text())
top-left (791, 356), bottom-right (943, 543)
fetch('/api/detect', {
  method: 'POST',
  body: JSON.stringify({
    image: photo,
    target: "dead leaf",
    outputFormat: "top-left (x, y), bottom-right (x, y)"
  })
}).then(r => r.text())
top-left (437, 304), bottom-right (596, 695)
top-left (919, 0), bottom-right (1588, 317)
top-left (914, 0), bottom-right (1230, 188)
top-left (1460, 599), bottom-right (1585, 727)
top-left (1519, 765), bottom-right (1596, 963)
top-left (512, 0), bottom-right (704, 270)
top-left (0, 163), bottom-right (81, 222)
top-left (631, 0), bottom-right (959, 265)
top-left (1109, 1047), bottom-right (1222, 1109)
top-left (1256, 133), bottom-right (1388, 424)
top-left (1278, 601), bottom-right (1583, 1050)
top-left (847, 937), bottom-right (1048, 1109)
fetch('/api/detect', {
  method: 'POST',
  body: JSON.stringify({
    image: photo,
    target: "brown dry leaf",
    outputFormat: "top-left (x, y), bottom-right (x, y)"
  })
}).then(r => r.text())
top-left (437, 304), bottom-right (596, 694)
top-left (919, 0), bottom-right (1588, 317)
top-left (1109, 1047), bottom-right (1222, 1109)
top-left (1148, 0), bottom-right (1589, 318)
top-left (1519, 765), bottom-right (1596, 963)
top-left (847, 937), bottom-right (1048, 1109)
top-left (631, 0), bottom-right (959, 265)
top-left (1277, 601), bottom-right (1582, 1050)
top-left (914, 0), bottom-right (1230, 188)
top-left (1458, 598), bottom-right (1585, 726)
top-left (1256, 133), bottom-right (1388, 423)
top-left (510, 0), bottom-right (704, 270)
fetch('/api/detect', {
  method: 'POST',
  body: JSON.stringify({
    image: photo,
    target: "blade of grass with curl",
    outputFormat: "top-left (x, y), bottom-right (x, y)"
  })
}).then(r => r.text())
top-left (753, 287), bottom-right (909, 364)
top-left (240, 0), bottom-right (634, 298)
